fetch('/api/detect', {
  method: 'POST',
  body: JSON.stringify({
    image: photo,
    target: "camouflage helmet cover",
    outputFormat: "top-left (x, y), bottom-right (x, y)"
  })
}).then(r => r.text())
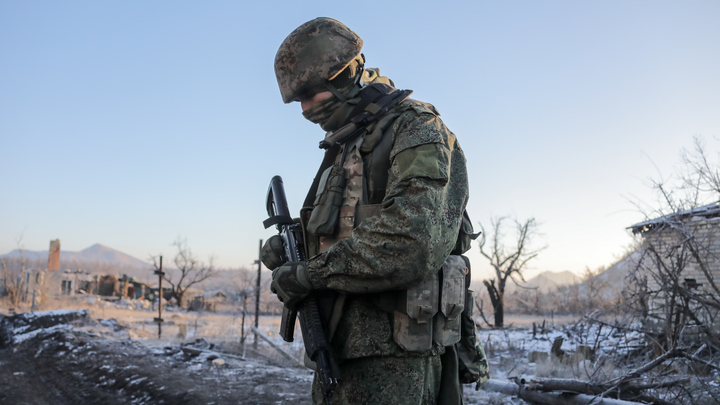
top-left (275, 17), bottom-right (363, 103)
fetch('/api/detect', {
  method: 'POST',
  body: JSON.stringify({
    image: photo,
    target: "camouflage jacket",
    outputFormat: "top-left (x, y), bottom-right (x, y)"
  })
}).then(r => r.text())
top-left (304, 94), bottom-right (469, 361)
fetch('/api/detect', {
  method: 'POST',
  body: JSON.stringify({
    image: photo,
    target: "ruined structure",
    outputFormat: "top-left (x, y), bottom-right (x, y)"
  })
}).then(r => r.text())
top-left (629, 201), bottom-right (720, 337)
top-left (47, 239), bottom-right (61, 271)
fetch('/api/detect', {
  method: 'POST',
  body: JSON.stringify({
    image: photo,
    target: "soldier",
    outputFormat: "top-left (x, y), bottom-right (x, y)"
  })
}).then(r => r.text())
top-left (263, 17), bottom-right (488, 404)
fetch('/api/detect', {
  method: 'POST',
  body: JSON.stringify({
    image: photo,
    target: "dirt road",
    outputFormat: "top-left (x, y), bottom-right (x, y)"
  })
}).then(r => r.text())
top-left (0, 309), bottom-right (512, 405)
top-left (0, 315), bottom-right (313, 404)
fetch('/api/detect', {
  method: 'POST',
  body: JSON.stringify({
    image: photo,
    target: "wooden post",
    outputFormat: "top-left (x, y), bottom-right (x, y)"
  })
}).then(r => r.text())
top-left (154, 256), bottom-right (164, 339)
top-left (254, 239), bottom-right (262, 348)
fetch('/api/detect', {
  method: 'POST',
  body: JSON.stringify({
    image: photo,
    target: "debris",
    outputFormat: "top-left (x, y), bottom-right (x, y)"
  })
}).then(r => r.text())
top-left (550, 336), bottom-right (565, 358)
top-left (212, 358), bottom-right (225, 366)
top-left (181, 347), bottom-right (203, 357)
top-left (0, 310), bottom-right (87, 347)
top-left (528, 351), bottom-right (548, 363)
top-left (482, 378), bottom-right (644, 405)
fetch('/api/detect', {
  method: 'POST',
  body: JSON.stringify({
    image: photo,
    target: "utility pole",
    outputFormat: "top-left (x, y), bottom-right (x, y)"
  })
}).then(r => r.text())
top-left (154, 256), bottom-right (164, 339)
top-left (254, 239), bottom-right (262, 348)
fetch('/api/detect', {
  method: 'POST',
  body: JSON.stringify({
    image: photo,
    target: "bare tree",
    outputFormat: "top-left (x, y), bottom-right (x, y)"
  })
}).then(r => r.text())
top-left (565, 135), bottom-right (720, 404)
top-left (627, 136), bottom-right (720, 350)
top-left (2, 235), bottom-right (30, 308)
top-left (151, 238), bottom-right (218, 307)
top-left (230, 268), bottom-right (256, 343)
top-left (497, 138), bottom-right (720, 405)
top-left (478, 216), bottom-right (545, 327)
top-left (679, 136), bottom-right (720, 202)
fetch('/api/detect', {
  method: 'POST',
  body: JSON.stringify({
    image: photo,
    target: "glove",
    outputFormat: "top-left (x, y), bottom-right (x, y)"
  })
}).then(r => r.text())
top-left (271, 261), bottom-right (313, 309)
top-left (261, 235), bottom-right (287, 270)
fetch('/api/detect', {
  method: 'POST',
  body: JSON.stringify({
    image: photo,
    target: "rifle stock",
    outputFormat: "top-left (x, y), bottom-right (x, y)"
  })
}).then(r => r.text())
top-left (264, 175), bottom-right (339, 404)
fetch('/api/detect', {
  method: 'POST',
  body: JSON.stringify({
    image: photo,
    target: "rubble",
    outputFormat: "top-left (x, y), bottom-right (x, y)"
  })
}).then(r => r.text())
top-left (0, 309), bottom-right (87, 347)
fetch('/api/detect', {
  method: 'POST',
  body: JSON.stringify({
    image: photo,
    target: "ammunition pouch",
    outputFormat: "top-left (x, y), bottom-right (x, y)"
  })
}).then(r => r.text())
top-left (392, 255), bottom-right (466, 351)
top-left (393, 272), bottom-right (438, 351)
top-left (433, 255), bottom-right (466, 346)
top-left (307, 164), bottom-right (346, 236)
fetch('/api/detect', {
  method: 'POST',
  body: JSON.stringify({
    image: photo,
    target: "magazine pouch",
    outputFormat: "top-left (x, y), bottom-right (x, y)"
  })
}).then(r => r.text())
top-left (433, 255), bottom-right (466, 346)
top-left (393, 272), bottom-right (438, 351)
top-left (307, 164), bottom-right (346, 236)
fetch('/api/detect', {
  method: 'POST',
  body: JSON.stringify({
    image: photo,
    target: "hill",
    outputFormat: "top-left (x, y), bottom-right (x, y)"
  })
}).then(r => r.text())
top-left (1, 244), bottom-right (149, 268)
top-left (578, 250), bottom-right (642, 300)
top-left (500, 270), bottom-right (581, 294)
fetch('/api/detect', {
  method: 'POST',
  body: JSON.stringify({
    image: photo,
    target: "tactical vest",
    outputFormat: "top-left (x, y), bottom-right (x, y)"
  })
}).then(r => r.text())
top-left (301, 83), bottom-right (480, 352)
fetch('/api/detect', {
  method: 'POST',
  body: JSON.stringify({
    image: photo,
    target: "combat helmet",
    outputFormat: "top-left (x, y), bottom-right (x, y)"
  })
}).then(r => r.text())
top-left (275, 18), bottom-right (363, 103)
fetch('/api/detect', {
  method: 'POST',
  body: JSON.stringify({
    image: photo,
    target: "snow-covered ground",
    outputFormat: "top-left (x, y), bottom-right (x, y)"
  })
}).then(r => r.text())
top-left (3, 304), bottom-right (717, 404)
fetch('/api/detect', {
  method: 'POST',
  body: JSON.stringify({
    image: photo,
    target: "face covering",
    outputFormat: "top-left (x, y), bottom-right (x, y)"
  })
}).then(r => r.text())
top-left (302, 64), bottom-right (395, 132)
top-left (302, 82), bottom-right (363, 132)
top-left (302, 94), bottom-right (344, 128)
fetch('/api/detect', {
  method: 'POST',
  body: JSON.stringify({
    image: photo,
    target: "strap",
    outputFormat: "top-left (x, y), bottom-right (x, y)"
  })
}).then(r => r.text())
top-left (346, 83), bottom-right (388, 119)
top-left (324, 82), bottom-right (347, 103)
top-left (318, 84), bottom-right (413, 150)
top-left (366, 124), bottom-right (395, 204)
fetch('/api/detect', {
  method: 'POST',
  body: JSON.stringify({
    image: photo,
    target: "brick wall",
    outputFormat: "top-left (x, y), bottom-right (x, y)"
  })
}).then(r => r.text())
top-left (639, 216), bottom-right (720, 332)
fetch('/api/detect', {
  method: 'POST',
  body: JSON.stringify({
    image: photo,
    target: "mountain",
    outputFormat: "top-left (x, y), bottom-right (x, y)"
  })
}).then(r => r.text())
top-left (504, 270), bottom-right (581, 293)
top-left (527, 270), bottom-right (580, 292)
top-left (578, 251), bottom-right (642, 299)
top-left (2, 244), bottom-right (149, 268)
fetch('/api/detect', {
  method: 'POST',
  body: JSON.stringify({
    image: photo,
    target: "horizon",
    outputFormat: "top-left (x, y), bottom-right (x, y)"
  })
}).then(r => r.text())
top-left (1, 242), bottom-right (592, 280)
top-left (2, 1), bottom-right (719, 281)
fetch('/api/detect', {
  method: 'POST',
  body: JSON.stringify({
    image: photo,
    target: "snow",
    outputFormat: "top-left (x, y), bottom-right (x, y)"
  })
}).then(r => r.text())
top-left (478, 320), bottom-right (646, 360)
top-left (128, 376), bottom-right (148, 386)
top-left (13, 324), bottom-right (73, 344)
top-left (20, 309), bottom-right (86, 319)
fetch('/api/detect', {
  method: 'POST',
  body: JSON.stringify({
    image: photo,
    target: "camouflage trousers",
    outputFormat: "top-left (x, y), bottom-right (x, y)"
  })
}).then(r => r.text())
top-left (311, 354), bottom-right (442, 405)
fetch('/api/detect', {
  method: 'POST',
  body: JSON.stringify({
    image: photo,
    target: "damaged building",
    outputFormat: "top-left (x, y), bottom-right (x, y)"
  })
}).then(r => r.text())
top-left (629, 201), bottom-right (720, 335)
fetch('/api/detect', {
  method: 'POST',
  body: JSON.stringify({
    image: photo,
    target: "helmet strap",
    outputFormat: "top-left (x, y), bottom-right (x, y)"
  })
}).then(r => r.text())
top-left (324, 82), bottom-right (348, 103)
top-left (325, 57), bottom-right (365, 103)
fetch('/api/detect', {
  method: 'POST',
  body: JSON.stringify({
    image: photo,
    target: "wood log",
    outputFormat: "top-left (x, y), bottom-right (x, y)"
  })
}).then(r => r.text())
top-left (528, 377), bottom-right (688, 398)
top-left (482, 379), bottom-right (644, 405)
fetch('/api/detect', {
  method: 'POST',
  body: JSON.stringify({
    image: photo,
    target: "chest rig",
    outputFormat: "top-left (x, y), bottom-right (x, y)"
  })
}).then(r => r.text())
top-left (302, 83), bottom-right (477, 352)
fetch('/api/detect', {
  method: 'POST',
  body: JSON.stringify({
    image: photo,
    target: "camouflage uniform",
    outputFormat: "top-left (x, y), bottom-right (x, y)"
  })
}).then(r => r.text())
top-left (302, 71), bottom-right (469, 405)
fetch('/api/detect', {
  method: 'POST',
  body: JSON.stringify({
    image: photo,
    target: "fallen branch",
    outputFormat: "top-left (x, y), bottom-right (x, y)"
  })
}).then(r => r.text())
top-left (628, 377), bottom-right (691, 390)
top-left (681, 351), bottom-right (720, 372)
top-left (528, 377), bottom-right (689, 397)
top-left (602, 347), bottom-right (683, 398)
top-left (483, 379), bottom-right (643, 405)
top-left (611, 347), bottom-right (682, 383)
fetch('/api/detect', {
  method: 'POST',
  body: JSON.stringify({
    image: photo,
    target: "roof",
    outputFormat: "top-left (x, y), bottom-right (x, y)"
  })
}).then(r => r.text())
top-left (629, 201), bottom-right (720, 234)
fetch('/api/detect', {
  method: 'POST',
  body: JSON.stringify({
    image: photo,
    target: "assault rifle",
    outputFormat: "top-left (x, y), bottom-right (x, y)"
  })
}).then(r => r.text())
top-left (264, 175), bottom-right (339, 405)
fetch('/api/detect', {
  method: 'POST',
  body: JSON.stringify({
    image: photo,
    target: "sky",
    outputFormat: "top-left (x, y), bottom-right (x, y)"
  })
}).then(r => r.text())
top-left (2, 1), bottom-right (719, 281)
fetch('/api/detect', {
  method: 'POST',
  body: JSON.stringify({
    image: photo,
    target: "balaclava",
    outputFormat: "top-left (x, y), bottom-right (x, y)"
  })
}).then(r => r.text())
top-left (302, 56), bottom-right (365, 132)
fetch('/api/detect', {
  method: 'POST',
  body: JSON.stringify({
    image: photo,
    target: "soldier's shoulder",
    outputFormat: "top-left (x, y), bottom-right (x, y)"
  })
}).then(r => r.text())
top-left (397, 98), bottom-right (441, 118)
top-left (390, 99), bottom-right (449, 158)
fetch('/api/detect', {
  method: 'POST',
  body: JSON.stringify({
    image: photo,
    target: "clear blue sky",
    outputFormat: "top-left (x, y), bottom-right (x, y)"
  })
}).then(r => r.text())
top-left (2, 1), bottom-right (719, 281)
